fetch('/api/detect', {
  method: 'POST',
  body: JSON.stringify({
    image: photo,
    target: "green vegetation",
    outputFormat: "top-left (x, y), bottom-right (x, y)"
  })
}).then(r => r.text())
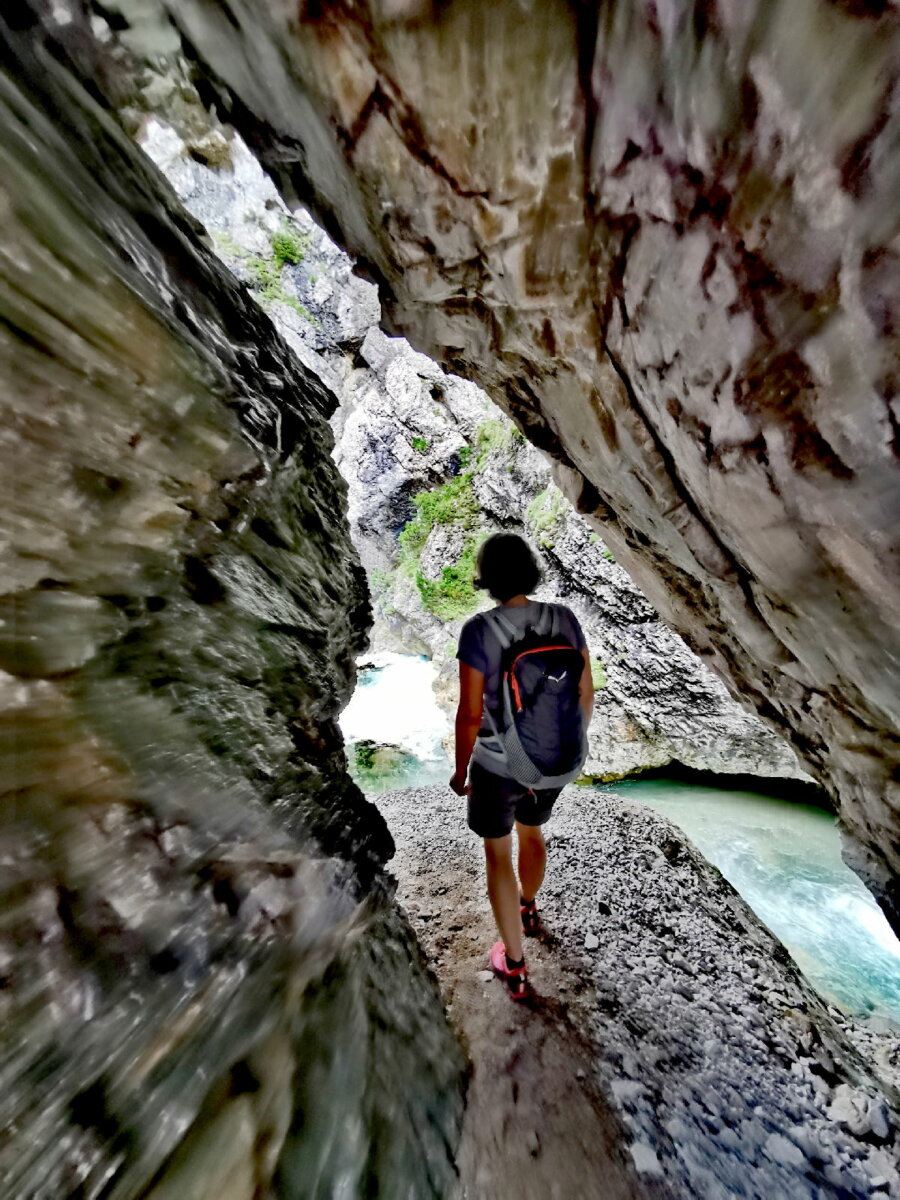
top-left (368, 568), bottom-right (393, 596)
top-left (602, 548), bottom-right (615, 562)
top-left (397, 468), bottom-right (484, 621)
top-left (269, 226), bottom-right (309, 266)
top-left (590, 658), bottom-right (608, 689)
top-left (398, 471), bottom-right (480, 563)
top-left (247, 254), bottom-right (316, 322)
top-left (210, 226), bottom-right (316, 323)
top-left (394, 415), bottom-right (525, 623)
top-left (526, 485), bottom-right (568, 548)
top-left (415, 535), bottom-right (482, 620)
top-left (411, 436), bottom-right (429, 454)
top-left (473, 418), bottom-right (511, 464)
top-left (212, 231), bottom-right (243, 258)
top-left (589, 532), bottom-right (600, 545)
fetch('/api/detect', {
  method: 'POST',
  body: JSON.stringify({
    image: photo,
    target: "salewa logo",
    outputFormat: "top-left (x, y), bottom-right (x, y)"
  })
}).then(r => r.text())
top-left (547, 672), bottom-right (566, 683)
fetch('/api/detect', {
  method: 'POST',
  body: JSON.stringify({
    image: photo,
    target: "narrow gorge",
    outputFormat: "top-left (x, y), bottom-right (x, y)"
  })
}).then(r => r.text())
top-left (1, 4), bottom-right (898, 1199)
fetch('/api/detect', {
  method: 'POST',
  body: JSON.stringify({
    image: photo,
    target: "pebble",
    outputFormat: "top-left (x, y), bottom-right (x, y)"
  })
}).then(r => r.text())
top-left (584, 932), bottom-right (599, 951)
top-left (764, 1132), bottom-right (805, 1168)
top-left (476, 969), bottom-right (493, 982)
top-left (629, 1142), bottom-right (664, 1177)
top-left (527, 1130), bottom-right (541, 1157)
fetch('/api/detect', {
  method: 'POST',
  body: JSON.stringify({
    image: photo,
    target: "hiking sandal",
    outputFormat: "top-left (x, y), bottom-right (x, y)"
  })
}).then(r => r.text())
top-left (520, 897), bottom-right (540, 937)
top-left (490, 941), bottom-right (533, 1002)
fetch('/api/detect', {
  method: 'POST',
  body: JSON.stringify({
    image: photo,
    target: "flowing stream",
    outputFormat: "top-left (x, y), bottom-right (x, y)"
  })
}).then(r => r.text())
top-left (342, 655), bottom-right (900, 1023)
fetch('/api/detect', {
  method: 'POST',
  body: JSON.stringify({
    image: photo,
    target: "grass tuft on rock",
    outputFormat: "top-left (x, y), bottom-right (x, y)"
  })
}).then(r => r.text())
top-left (269, 226), bottom-right (310, 266)
top-left (526, 485), bottom-right (568, 548)
top-left (415, 535), bottom-right (482, 620)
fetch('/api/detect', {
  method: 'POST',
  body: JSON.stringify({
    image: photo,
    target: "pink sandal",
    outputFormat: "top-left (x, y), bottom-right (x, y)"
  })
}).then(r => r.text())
top-left (490, 941), bottom-right (533, 1002)
top-left (520, 897), bottom-right (540, 937)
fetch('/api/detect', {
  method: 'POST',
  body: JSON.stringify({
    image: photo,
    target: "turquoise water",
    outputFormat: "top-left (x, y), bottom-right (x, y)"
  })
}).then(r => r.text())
top-left (342, 655), bottom-right (900, 1020)
top-left (601, 779), bottom-right (900, 1022)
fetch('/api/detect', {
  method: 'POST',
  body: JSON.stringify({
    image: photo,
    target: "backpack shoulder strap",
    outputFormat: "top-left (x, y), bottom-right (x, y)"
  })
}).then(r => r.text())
top-left (481, 608), bottom-right (518, 651)
top-left (533, 602), bottom-right (556, 638)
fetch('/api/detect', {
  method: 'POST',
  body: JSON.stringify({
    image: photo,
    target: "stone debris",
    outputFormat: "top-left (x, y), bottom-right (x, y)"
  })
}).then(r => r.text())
top-left (377, 783), bottom-right (900, 1200)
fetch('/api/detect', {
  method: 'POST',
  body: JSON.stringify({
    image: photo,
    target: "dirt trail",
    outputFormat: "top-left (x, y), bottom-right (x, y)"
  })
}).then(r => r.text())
top-left (375, 786), bottom-right (663, 1200)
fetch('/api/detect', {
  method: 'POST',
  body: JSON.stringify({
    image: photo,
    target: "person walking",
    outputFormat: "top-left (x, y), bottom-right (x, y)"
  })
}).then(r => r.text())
top-left (450, 533), bottom-right (593, 1000)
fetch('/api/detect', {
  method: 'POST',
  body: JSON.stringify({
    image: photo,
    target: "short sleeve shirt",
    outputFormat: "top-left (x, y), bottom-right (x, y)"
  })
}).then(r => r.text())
top-left (456, 599), bottom-right (587, 728)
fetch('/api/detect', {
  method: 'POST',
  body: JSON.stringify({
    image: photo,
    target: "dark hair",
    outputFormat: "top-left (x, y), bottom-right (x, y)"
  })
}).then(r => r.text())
top-left (474, 533), bottom-right (542, 602)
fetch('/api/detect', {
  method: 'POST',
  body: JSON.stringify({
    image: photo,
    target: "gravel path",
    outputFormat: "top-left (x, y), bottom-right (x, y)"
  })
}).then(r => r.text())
top-left (374, 784), bottom-right (900, 1200)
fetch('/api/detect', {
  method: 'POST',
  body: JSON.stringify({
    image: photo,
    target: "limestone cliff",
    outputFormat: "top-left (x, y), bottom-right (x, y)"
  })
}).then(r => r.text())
top-left (131, 0), bottom-right (899, 928)
top-left (140, 110), bottom-right (807, 786)
top-left (0, 11), bottom-right (461, 1197)
top-left (336, 329), bottom-right (809, 785)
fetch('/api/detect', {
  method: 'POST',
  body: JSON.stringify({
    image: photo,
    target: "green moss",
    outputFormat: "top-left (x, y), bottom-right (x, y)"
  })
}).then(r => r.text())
top-left (398, 471), bottom-right (480, 567)
top-left (602, 548), bottom-right (615, 562)
top-left (526, 485), bottom-right (568, 548)
top-left (589, 532), bottom-right (600, 545)
top-left (211, 231), bottom-right (244, 257)
top-left (411, 436), bottom-right (429, 453)
top-left (368, 568), bottom-right (393, 596)
top-left (590, 658), bottom-right (608, 689)
top-left (269, 226), bottom-right (309, 266)
top-left (415, 535), bottom-right (482, 620)
top-left (473, 418), bottom-right (512, 465)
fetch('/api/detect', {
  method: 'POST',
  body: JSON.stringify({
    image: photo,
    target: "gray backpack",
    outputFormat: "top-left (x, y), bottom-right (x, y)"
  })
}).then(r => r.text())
top-left (474, 603), bottom-right (588, 789)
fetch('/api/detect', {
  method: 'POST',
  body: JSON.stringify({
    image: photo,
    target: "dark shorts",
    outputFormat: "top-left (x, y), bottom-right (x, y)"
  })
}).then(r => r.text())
top-left (467, 761), bottom-right (562, 840)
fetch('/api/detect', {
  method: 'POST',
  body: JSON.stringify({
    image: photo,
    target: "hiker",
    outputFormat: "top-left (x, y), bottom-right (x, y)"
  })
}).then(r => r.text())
top-left (450, 532), bottom-right (593, 999)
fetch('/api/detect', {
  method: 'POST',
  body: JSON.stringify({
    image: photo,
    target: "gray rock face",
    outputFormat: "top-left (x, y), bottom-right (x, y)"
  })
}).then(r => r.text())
top-left (136, 100), bottom-right (801, 785)
top-left (119, 0), bottom-right (898, 928)
top-left (0, 11), bottom-right (462, 1197)
top-left (334, 328), bottom-right (807, 784)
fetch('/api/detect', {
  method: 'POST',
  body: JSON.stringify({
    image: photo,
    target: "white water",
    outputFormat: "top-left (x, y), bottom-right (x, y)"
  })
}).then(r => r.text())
top-left (340, 653), bottom-right (451, 789)
top-left (345, 655), bottom-right (900, 1022)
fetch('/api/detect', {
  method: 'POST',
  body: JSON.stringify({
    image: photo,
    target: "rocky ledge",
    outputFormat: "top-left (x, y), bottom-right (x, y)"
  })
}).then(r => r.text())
top-left (377, 783), bottom-right (900, 1199)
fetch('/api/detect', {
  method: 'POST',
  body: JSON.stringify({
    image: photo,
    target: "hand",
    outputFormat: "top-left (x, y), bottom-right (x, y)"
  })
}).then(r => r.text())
top-left (449, 771), bottom-right (471, 796)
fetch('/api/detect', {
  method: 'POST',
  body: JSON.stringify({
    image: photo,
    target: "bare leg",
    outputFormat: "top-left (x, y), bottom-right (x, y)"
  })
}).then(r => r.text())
top-left (516, 821), bottom-right (547, 903)
top-left (483, 835), bottom-right (524, 962)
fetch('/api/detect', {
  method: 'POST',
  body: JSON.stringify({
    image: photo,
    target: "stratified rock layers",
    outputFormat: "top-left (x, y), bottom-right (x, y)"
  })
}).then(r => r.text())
top-left (0, 12), bottom-right (461, 1198)
top-left (154, 0), bottom-right (900, 926)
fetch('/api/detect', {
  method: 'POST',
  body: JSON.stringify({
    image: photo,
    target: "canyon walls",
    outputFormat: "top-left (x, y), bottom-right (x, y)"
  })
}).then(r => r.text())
top-left (0, 10), bottom-right (462, 1196)
top-left (141, 0), bottom-right (900, 928)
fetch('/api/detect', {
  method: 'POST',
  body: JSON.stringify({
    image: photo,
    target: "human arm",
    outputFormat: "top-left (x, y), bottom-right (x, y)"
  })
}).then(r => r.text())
top-left (450, 660), bottom-right (485, 795)
top-left (579, 647), bottom-right (595, 722)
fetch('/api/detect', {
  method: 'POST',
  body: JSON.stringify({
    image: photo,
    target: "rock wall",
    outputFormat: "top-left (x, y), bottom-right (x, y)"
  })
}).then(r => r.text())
top-left (140, 105), bottom-right (807, 787)
top-left (0, 10), bottom-right (462, 1197)
top-left (336, 328), bottom-right (809, 785)
top-left (131, 0), bottom-right (899, 927)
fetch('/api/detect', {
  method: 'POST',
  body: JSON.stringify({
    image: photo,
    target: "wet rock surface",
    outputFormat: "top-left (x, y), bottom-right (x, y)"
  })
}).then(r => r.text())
top-left (139, 0), bottom-right (900, 927)
top-left (0, 12), bottom-right (463, 1197)
top-left (377, 783), bottom-right (900, 1199)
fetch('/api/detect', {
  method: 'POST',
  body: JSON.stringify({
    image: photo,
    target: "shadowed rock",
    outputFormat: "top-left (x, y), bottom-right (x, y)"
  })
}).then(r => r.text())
top-left (130, 0), bottom-right (899, 929)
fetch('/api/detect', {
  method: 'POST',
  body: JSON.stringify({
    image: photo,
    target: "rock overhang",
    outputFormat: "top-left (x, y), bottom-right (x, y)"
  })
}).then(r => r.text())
top-left (132, 0), bottom-right (900, 928)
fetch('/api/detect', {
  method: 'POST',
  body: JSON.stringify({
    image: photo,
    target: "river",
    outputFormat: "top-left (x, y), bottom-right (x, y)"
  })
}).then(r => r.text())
top-left (341, 653), bottom-right (900, 1023)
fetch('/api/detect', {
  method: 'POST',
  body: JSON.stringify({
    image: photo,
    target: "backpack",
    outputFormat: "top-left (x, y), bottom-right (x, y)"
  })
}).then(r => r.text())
top-left (474, 602), bottom-right (589, 789)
